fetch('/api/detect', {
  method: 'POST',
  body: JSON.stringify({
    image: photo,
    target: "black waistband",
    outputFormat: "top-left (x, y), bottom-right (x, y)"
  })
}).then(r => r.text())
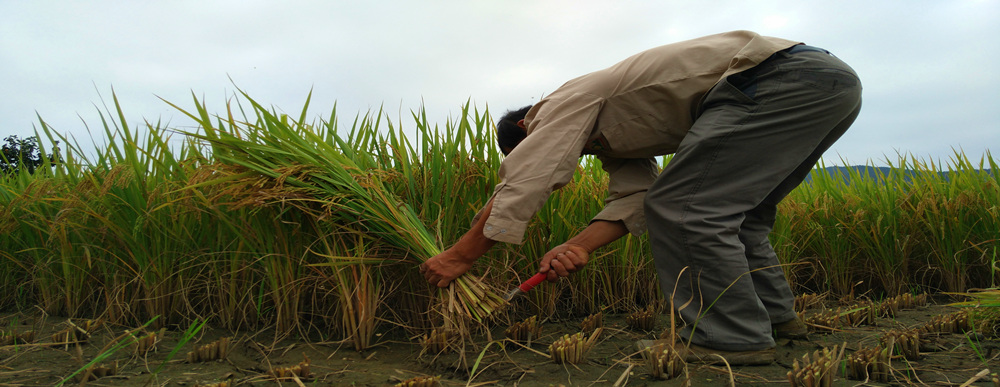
top-left (784, 44), bottom-right (831, 55)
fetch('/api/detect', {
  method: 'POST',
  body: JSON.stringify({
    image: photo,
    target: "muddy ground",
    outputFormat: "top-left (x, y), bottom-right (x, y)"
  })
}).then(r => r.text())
top-left (1, 299), bottom-right (998, 386)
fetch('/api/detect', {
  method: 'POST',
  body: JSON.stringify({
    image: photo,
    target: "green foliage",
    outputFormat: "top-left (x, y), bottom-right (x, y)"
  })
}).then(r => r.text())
top-left (1, 135), bottom-right (60, 175)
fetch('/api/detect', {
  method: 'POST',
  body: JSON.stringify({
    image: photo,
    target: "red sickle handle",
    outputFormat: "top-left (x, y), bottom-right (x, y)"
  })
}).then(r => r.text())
top-left (518, 273), bottom-right (548, 292)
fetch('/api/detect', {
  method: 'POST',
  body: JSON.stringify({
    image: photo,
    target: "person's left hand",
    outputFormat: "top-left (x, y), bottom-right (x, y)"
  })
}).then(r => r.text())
top-left (420, 249), bottom-right (475, 288)
top-left (538, 243), bottom-right (589, 282)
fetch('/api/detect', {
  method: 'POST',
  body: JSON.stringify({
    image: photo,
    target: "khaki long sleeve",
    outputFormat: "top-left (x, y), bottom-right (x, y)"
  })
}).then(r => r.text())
top-left (478, 31), bottom-right (799, 244)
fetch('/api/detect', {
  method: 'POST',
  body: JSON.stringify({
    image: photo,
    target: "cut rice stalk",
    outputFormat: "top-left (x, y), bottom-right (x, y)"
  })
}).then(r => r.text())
top-left (172, 92), bottom-right (505, 321)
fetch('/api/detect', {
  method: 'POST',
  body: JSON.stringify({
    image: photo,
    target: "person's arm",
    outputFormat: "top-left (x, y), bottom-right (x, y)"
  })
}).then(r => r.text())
top-left (538, 219), bottom-right (629, 281)
top-left (541, 156), bottom-right (657, 281)
top-left (419, 198), bottom-right (498, 288)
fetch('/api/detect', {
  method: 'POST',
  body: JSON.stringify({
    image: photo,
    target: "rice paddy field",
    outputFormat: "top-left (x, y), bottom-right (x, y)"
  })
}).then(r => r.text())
top-left (1, 93), bottom-right (998, 386)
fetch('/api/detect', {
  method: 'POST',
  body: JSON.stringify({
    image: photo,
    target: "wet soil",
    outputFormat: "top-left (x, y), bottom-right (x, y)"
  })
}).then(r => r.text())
top-left (1, 301), bottom-right (998, 386)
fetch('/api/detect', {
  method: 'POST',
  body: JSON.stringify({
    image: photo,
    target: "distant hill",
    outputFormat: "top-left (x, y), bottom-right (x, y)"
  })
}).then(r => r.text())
top-left (803, 166), bottom-right (994, 184)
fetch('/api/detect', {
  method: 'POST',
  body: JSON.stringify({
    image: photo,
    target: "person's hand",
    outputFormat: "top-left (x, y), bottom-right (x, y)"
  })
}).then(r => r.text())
top-left (419, 249), bottom-right (474, 288)
top-left (539, 243), bottom-right (589, 282)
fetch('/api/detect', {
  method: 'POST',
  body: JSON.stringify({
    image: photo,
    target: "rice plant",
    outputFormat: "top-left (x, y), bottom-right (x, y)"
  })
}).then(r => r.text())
top-left (0, 89), bottom-right (996, 349)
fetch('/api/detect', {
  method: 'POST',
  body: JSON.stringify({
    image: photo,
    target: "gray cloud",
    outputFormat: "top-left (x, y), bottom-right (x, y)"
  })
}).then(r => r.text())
top-left (1, 0), bottom-right (996, 167)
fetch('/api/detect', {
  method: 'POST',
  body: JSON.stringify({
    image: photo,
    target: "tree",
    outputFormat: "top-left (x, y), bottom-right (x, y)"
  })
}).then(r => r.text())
top-left (1, 135), bottom-right (60, 175)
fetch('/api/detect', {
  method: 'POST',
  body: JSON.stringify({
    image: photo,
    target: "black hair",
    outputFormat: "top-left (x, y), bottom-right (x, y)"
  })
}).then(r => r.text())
top-left (496, 105), bottom-right (532, 155)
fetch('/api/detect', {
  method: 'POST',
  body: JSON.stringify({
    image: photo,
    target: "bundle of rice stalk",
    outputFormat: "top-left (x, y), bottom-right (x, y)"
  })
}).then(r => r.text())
top-left (170, 92), bottom-right (503, 321)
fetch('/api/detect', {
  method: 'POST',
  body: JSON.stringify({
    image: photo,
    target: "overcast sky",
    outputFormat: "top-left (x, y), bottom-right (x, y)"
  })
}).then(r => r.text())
top-left (1, 1), bottom-right (997, 167)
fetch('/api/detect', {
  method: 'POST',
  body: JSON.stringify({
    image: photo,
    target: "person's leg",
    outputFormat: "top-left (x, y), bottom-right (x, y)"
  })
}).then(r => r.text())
top-left (742, 103), bottom-right (860, 326)
top-left (645, 49), bottom-right (862, 351)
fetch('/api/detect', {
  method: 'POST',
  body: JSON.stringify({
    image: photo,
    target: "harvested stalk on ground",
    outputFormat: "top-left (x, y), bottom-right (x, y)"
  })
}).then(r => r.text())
top-left (76, 361), bottom-right (118, 382)
top-left (919, 310), bottom-right (972, 334)
top-left (394, 375), bottom-right (441, 387)
top-left (882, 329), bottom-right (921, 360)
top-left (642, 341), bottom-right (686, 380)
top-left (51, 327), bottom-right (89, 344)
top-left (187, 337), bottom-right (232, 363)
top-left (505, 315), bottom-right (542, 345)
top-left (131, 327), bottom-right (166, 353)
top-left (795, 293), bottom-right (826, 312)
top-left (580, 312), bottom-right (603, 334)
top-left (268, 354), bottom-right (312, 380)
top-left (419, 328), bottom-right (452, 355)
top-left (802, 310), bottom-right (840, 332)
top-left (549, 328), bottom-right (602, 364)
top-left (627, 304), bottom-right (659, 331)
top-left (787, 344), bottom-right (845, 387)
top-left (845, 345), bottom-right (893, 382)
top-left (878, 293), bottom-right (929, 317)
top-left (839, 300), bottom-right (878, 326)
top-left (0, 330), bottom-right (35, 346)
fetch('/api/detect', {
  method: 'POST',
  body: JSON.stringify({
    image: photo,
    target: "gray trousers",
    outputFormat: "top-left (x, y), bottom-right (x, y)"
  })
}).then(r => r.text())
top-left (645, 47), bottom-right (862, 351)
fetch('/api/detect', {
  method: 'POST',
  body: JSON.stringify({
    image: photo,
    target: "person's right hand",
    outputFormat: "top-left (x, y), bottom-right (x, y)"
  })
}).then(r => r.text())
top-left (419, 249), bottom-right (474, 288)
top-left (538, 243), bottom-right (590, 282)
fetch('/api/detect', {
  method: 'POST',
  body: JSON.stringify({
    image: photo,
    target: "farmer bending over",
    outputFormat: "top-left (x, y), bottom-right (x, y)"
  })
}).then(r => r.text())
top-left (419, 30), bottom-right (862, 365)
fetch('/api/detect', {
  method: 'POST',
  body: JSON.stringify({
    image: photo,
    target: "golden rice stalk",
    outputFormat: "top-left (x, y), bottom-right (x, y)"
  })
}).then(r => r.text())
top-left (580, 312), bottom-right (603, 334)
top-left (549, 329), bottom-right (603, 364)
top-left (504, 315), bottom-right (542, 345)
top-left (881, 329), bottom-right (921, 360)
top-left (187, 337), bottom-right (232, 363)
top-left (642, 342), bottom-right (686, 380)
top-left (394, 375), bottom-right (441, 387)
top-left (787, 344), bottom-right (845, 387)
top-left (845, 345), bottom-right (893, 382)
top-left (419, 327), bottom-right (453, 356)
top-left (627, 304), bottom-right (659, 331)
top-left (193, 382), bottom-right (231, 387)
top-left (268, 354), bottom-right (312, 381)
top-left (795, 293), bottom-right (826, 312)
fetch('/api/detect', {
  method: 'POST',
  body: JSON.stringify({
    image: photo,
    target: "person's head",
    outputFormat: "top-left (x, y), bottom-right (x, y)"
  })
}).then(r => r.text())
top-left (496, 105), bottom-right (532, 155)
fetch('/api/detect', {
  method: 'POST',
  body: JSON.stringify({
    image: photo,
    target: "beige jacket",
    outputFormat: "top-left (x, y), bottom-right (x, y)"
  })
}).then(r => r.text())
top-left (480, 30), bottom-right (800, 244)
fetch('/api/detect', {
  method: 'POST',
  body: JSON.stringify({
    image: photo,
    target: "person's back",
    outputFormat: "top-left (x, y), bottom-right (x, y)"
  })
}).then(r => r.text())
top-left (525, 30), bottom-right (798, 157)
